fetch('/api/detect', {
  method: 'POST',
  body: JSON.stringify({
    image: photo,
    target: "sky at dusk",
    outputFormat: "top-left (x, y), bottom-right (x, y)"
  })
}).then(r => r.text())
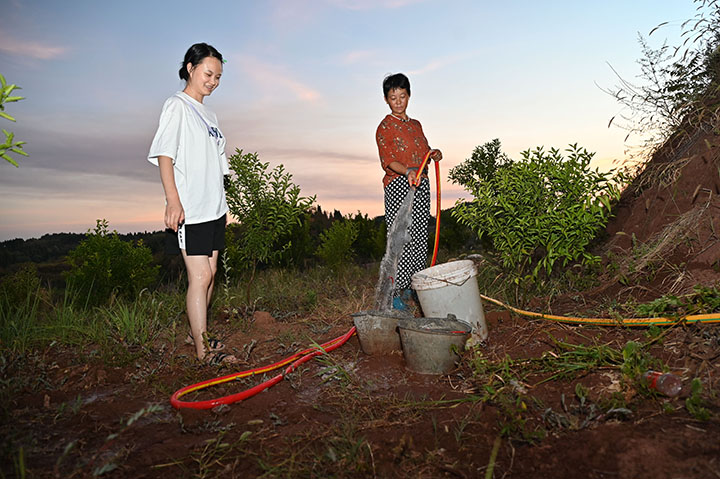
top-left (0, 0), bottom-right (699, 241)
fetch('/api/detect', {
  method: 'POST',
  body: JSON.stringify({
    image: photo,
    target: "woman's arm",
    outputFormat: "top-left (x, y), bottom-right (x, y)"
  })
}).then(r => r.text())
top-left (386, 160), bottom-right (418, 186)
top-left (158, 155), bottom-right (184, 231)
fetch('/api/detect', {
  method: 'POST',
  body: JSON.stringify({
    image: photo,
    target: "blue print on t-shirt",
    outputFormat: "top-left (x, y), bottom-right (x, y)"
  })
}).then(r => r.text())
top-left (209, 126), bottom-right (223, 139)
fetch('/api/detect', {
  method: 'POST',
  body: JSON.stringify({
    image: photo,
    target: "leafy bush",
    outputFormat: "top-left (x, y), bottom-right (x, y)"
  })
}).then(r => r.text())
top-left (0, 264), bottom-right (42, 352)
top-left (0, 263), bottom-right (41, 307)
top-left (0, 73), bottom-right (28, 167)
top-left (450, 140), bottom-right (624, 288)
top-left (447, 139), bottom-right (510, 186)
top-left (347, 212), bottom-right (386, 263)
top-left (432, 208), bottom-right (481, 258)
top-left (65, 219), bottom-right (159, 306)
top-left (224, 150), bottom-right (315, 300)
top-left (278, 212), bottom-right (315, 268)
top-left (316, 218), bottom-right (360, 268)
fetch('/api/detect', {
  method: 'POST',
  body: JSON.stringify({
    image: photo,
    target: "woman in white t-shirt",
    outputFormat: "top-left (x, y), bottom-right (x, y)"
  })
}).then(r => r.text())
top-left (148, 43), bottom-right (237, 365)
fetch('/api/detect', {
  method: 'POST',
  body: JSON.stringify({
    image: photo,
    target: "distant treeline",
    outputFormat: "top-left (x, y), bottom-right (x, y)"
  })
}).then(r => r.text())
top-left (0, 206), bottom-right (378, 271)
top-left (0, 205), bottom-right (478, 280)
top-left (0, 231), bottom-right (166, 270)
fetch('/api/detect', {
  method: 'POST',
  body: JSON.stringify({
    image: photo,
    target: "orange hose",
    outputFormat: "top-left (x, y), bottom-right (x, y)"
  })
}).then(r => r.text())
top-left (171, 328), bottom-right (356, 409)
top-left (413, 150), bottom-right (441, 266)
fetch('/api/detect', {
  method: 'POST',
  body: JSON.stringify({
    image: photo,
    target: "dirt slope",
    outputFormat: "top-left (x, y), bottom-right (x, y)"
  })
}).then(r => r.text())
top-left (566, 125), bottom-right (720, 309)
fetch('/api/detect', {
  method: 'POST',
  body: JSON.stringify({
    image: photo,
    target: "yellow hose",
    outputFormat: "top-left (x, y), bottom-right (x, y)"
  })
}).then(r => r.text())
top-left (478, 294), bottom-right (720, 327)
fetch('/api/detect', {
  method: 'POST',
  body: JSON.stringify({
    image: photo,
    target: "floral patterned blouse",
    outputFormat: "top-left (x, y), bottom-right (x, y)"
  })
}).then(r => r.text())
top-left (376, 114), bottom-right (431, 188)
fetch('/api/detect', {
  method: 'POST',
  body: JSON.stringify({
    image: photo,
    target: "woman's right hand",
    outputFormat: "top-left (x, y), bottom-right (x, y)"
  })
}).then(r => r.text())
top-left (165, 199), bottom-right (185, 232)
top-left (406, 169), bottom-right (417, 188)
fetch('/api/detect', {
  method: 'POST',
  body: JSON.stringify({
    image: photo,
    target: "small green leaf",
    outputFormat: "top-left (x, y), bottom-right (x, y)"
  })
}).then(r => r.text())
top-left (1, 152), bottom-right (19, 167)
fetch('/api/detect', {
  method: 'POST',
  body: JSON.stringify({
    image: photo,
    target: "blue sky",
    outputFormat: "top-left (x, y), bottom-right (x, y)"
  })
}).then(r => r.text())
top-left (0, 0), bottom-right (699, 240)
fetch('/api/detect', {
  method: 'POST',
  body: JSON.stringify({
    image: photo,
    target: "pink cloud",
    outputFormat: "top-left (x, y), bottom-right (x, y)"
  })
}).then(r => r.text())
top-left (0, 32), bottom-right (67, 60)
top-left (340, 49), bottom-right (377, 65)
top-left (327, 0), bottom-right (427, 10)
top-left (407, 52), bottom-right (474, 76)
top-left (239, 55), bottom-right (321, 103)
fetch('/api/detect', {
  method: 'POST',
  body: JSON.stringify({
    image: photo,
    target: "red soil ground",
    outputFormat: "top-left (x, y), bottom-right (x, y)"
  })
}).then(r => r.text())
top-left (3, 307), bottom-right (719, 478)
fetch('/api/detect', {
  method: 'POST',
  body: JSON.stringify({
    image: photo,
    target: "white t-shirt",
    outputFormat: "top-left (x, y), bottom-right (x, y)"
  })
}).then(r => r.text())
top-left (148, 91), bottom-right (229, 225)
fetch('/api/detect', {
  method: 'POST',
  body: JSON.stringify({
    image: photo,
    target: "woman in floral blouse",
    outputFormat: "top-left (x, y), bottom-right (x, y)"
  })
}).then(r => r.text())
top-left (376, 73), bottom-right (442, 311)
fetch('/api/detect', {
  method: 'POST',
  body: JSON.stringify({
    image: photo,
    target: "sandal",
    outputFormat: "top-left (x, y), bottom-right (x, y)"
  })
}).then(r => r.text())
top-left (203, 351), bottom-right (238, 366)
top-left (185, 332), bottom-right (226, 351)
top-left (393, 296), bottom-right (409, 311)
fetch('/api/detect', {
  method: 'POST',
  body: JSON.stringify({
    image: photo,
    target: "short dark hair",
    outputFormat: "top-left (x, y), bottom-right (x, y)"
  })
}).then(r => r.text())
top-left (179, 43), bottom-right (223, 81)
top-left (383, 73), bottom-right (411, 98)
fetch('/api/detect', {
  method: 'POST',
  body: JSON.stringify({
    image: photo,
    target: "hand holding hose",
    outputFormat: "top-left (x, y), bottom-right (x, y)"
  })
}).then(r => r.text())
top-left (408, 150), bottom-right (441, 188)
top-left (413, 150), bottom-right (436, 187)
top-left (405, 168), bottom-right (418, 188)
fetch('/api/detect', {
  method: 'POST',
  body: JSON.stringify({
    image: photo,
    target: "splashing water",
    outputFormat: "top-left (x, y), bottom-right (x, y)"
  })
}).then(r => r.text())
top-left (374, 189), bottom-right (415, 312)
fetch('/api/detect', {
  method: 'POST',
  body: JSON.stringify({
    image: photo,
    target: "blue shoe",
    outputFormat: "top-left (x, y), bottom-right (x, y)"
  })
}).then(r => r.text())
top-left (393, 296), bottom-right (409, 311)
top-left (400, 289), bottom-right (414, 301)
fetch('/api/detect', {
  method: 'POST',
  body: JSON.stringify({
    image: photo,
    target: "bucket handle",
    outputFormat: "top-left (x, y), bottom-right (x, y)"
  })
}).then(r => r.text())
top-left (415, 273), bottom-right (472, 288)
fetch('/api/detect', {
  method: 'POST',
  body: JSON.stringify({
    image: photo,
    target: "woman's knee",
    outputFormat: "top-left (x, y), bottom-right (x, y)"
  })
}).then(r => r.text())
top-left (187, 267), bottom-right (213, 288)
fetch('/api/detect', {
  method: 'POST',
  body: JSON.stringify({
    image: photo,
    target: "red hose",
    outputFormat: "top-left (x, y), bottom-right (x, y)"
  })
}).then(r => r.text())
top-left (171, 327), bottom-right (357, 409)
top-left (170, 153), bottom-right (443, 410)
top-left (414, 150), bottom-right (441, 266)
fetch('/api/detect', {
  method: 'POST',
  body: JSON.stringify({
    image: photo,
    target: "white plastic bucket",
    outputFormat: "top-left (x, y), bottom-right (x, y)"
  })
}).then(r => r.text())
top-left (411, 260), bottom-right (488, 341)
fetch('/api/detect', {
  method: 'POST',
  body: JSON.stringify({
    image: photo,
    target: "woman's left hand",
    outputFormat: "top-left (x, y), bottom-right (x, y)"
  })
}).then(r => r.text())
top-left (430, 149), bottom-right (443, 162)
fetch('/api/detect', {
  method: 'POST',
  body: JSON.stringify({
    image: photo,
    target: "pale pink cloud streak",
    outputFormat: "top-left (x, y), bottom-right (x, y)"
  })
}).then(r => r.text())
top-left (341, 49), bottom-right (377, 65)
top-left (327, 0), bottom-right (428, 10)
top-left (239, 55), bottom-right (321, 103)
top-left (407, 51), bottom-right (478, 76)
top-left (0, 32), bottom-right (67, 60)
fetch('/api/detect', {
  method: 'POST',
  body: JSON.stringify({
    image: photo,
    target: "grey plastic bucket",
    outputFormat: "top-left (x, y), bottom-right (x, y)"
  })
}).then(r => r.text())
top-left (411, 260), bottom-right (488, 341)
top-left (397, 317), bottom-right (471, 374)
top-left (352, 310), bottom-right (409, 355)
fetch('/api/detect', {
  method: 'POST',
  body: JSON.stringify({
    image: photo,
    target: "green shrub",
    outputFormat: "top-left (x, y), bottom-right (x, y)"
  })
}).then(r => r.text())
top-left (433, 207), bottom-right (481, 258)
top-left (447, 139), bottom-right (510, 186)
top-left (65, 219), bottom-right (159, 306)
top-left (0, 263), bottom-right (41, 306)
top-left (0, 264), bottom-right (42, 352)
top-left (316, 218), bottom-right (360, 268)
top-left (224, 149), bottom-right (315, 301)
top-left (348, 212), bottom-right (386, 263)
top-left (278, 212), bottom-right (315, 268)
top-left (0, 73), bottom-right (28, 167)
top-left (450, 140), bottom-right (624, 289)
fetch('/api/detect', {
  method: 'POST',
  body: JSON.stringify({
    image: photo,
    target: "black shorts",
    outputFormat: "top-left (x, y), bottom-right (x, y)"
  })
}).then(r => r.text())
top-left (165, 214), bottom-right (226, 257)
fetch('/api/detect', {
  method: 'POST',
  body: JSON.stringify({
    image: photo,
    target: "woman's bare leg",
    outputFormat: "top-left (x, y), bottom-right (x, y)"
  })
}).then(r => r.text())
top-left (182, 251), bottom-right (214, 360)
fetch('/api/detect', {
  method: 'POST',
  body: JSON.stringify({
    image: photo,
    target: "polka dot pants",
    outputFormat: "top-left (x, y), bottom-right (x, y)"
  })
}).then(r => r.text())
top-left (384, 176), bottom-right (431, 296)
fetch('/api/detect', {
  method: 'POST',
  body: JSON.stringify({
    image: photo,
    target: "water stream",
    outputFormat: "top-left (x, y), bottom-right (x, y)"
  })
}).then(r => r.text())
top-left (373, 189), bottom-right (415, 312)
